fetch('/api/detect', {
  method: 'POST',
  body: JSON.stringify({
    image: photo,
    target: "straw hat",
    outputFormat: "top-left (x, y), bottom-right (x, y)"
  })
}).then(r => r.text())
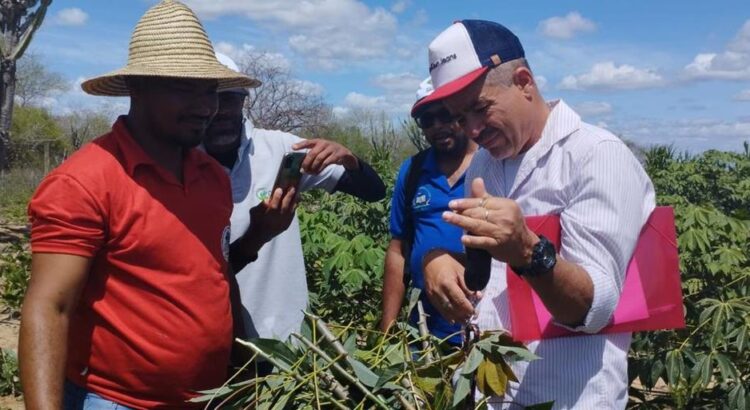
top-left (81, 0), bottom-right (260, 96)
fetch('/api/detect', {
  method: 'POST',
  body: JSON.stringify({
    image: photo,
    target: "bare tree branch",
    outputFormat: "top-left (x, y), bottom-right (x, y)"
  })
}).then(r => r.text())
top-left (236, 50), bottom-right (331, 137)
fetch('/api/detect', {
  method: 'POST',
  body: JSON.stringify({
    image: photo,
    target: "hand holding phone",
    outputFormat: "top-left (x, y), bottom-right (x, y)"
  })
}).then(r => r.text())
top-left (464, 246), bottom-right (492, 291)
top-left (273, 152), bottom-right (306, 191)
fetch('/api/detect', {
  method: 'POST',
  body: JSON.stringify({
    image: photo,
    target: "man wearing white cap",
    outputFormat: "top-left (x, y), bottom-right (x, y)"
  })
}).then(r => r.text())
top-left (204, 52), bottom-right (385, 349)
top-left (19, 1), bottom-right (262, 408)
top-left (418, 20), bottom-right (655, 408)
top-left (379, 78), bottom-right (477, 347)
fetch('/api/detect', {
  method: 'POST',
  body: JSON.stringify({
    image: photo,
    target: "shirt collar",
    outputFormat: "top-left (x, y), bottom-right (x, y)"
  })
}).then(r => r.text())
top-left (536, 99), bottom-right (581, 153)
top-left (113, 116), bottom-right (215, 178)
top-left (237, 117), bottom-right (254, 164)
top-left (501, 99), bottom-right (581, 197)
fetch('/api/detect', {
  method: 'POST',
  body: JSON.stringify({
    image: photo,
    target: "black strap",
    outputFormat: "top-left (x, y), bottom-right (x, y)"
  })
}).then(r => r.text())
top-left (401, 149), bottom-right (430, 287)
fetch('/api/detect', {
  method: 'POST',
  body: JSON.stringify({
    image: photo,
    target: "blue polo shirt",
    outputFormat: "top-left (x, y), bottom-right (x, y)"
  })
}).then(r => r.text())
top-left (390, 148), bottom-right (465, 344)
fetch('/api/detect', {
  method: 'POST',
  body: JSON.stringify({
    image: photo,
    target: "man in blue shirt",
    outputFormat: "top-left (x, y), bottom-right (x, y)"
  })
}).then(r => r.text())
top-left (379, 79), bottom-right (477, 345)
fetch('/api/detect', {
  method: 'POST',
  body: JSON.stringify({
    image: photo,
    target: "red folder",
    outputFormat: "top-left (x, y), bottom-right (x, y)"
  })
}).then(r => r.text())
top-left (507, 206), bottom-right (685, 342)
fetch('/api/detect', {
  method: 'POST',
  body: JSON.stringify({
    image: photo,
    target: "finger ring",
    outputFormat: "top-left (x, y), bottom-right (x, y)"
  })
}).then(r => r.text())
top-left (478, 197), bottom-right (489, 208)
top-left (484, 209), bottom-right (490, 221)
top-left (442, 298), bottom-right (452, 308)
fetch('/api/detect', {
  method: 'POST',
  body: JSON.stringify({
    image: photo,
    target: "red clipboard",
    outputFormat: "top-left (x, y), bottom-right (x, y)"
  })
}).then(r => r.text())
top-left (507, 206), bottom-right (685, 341)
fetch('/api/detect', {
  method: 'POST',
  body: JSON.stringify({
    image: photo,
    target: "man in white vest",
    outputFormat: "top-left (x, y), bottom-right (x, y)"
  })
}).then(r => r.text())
top-left (205, 53), bottom-right (386, 354)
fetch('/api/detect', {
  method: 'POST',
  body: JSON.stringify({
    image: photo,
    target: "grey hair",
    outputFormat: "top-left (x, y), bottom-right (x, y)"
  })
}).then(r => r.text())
top-left (484, 58), bottom-right (531, 87)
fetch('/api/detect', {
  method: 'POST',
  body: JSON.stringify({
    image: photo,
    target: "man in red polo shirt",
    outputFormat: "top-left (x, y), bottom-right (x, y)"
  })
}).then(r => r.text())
top-left (18, 1), bottom-right (264, 409)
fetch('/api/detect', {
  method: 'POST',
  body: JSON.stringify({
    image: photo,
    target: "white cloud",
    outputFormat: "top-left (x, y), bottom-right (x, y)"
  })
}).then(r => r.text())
top-left (343, 92), bottom-right (390, 111)
top-left (391, 0), bottom-right (410, 13)
top-left (538, 12), bottom-right (596, 39)
top-left (535, 75), bottom-right (548, 91)
top-left (216, 41), bottom-right (292, 71)
top-left (683, 20), bottom-right (750, 81)
top-left (372, 72), bottom-right (422, 94)
top-left (183, 0), bottom-right (399, 70)
top-left (574, 101), bottom-right (612, 117)
top-left (734, 89), bottom-right (750, 101)
top-left (44, 76), bottom-right (127, 117)
top-left (559, 62), bottom-right (664, 90)
top-left (411, 9), bottom-right (428, 26)
top-left (613, 117), bottom-right (750, 152)
top-left (55, 8), bottom-right (89, 26)
top-left (337, 90), bottom-right (412, 116)
top-left (294, 80), bottom-right (325, 97)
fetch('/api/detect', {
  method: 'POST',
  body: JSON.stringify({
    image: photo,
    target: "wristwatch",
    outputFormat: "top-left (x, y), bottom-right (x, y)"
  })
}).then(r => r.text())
top-left (510, 235), bottom-right (556, 277)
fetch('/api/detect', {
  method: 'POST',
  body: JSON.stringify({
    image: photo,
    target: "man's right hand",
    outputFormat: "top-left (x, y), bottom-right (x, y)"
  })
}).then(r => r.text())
top-left (422, 250), bottom-right (479, 323)
top-left (248, 187), bottom-right (298, 244)
top-left (231, 187), bottom-right (298, 272)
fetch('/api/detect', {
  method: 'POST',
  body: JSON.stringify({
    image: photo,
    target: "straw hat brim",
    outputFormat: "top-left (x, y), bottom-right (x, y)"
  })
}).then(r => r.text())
top-left (81, 63), bottom-right (261, 97)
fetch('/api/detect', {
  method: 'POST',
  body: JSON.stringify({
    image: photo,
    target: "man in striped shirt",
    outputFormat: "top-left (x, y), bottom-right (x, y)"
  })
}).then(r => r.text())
top-left (415, 20), bottom-right (655, 409)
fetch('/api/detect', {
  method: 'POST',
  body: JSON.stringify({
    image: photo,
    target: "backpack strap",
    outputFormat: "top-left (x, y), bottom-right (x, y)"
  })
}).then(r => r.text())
top-left (400, 149), bottom-right (430, 287)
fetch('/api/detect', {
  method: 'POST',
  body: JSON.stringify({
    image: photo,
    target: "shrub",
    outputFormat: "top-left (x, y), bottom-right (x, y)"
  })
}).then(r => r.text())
top-left (0, 243), bottom-right (31, 315)
top-left (0, 349), bottom-right (21, 397)
top-left (628, 144), bottom-right (750, 409)
top-left (0, 167), bottom-right (42, 223)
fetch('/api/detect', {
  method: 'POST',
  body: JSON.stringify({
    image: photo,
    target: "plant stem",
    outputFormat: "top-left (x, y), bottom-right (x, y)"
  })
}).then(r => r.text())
top-left (293, 332), bottom-right (391, 410)
top-left (416, 301), bottom-right (435, 363)
top-left (235, 338), bottom-right (349, 409)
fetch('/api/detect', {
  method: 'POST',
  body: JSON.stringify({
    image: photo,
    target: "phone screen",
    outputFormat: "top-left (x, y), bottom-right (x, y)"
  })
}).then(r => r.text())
top-left (273, 152), bottom-right (306, 191)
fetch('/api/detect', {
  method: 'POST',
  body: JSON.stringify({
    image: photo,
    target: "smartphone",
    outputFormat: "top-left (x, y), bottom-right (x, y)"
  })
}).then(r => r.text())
top-left (464, 247), bottom-right (492, 291)
top-left (273, 152), bottom-right (306, 191)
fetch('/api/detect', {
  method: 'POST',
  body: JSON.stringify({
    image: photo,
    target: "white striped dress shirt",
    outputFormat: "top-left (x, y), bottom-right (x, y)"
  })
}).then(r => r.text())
top-left (466, 100), bottom-right (656, 409)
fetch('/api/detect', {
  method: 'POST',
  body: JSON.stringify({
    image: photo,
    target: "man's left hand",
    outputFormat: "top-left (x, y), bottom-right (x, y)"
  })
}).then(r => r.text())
top-left (443, 178), bottom-right (539, 267)
top-left (292, 139), bottom-right (359, 174)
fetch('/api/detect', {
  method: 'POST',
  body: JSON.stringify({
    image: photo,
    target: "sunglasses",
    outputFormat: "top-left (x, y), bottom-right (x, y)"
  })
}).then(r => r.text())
top-left (414, 106), bottom-right (457, 129)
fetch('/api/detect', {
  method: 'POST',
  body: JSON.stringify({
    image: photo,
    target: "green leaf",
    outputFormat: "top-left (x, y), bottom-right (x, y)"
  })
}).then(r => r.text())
top-left (524, 401), bottom-right (555, 410)
top-left (665, 349), bottom-right (684, 385)
top-left (476, 358), bottom-right (507, 397)
top-left (690, 354), bottom-right (713, 388)
top-left (729, 383), bottom-right (746, 410)
top-left (452, 374), bottom-right (473, 407)
top-left (714, 353), bottom-right (739, 381)
top-left (346, 357), bottom-right (379, 387)
top-left (462, 348), bottom-right (484, 376)
top-left (248, 338), bottom-right (300, 368)
top-left (374, 365), bottom-right (402, 391)
top-left (736, 325), bottom-right (747, 352)
top-left (650, 359), bottom-right (665, 386)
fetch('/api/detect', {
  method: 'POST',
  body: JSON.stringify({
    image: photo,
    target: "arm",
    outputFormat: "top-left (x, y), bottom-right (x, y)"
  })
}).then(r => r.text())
top-left (444, 178), bottom-right (593, 326)
top-left (379, 239), bottom-right (406, 332)
top-left (445, 142), bottom-right (655, 330)
top-left (19, 253), bottom-right (91, 410)
top-left (333, 158), bottom-right (386, 202)
top-left (291, 139), bottom-right (386, 201)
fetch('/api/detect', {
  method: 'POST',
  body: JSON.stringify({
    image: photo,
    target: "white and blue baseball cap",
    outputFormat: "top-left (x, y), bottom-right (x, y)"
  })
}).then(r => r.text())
top-left (411, 19), bottom-right (525, 115)
top-left (215, 51), bottom-right (252, 96)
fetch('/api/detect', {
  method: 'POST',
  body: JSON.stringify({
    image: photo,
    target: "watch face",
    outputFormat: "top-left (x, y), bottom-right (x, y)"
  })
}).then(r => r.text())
top-left (539, 241), bottom-right (557, 270)
top-left (531, 236), bottom-right (556, 275)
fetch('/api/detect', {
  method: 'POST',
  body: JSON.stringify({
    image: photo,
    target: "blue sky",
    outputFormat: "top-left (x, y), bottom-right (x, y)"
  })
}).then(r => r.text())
top-left (28, 0), bottom-right (750, 152)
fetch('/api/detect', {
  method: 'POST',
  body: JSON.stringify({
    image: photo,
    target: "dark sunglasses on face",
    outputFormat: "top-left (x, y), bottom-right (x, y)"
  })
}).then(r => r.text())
top-left (414, 107), bottom-right (457, 129)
